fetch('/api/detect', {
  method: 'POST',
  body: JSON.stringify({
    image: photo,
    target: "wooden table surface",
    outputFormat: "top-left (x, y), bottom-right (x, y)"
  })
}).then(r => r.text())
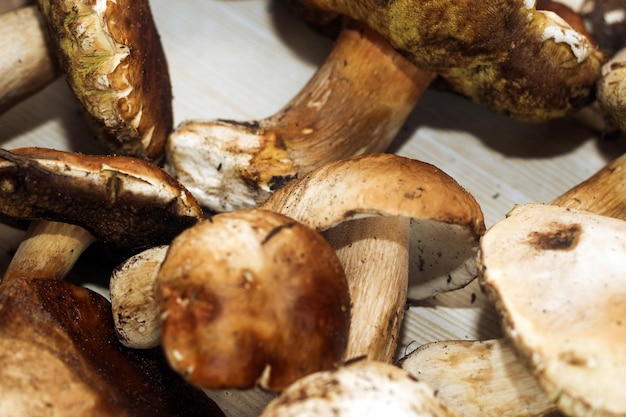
top-left (0, 1), bottom-right (624, 415)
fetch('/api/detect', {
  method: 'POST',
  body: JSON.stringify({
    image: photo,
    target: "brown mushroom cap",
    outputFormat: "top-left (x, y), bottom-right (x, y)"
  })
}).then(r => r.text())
top-left (479, 203), bottom-right (626, 417)
top-left (0, 276), bottom-right (225, 417)
top-left (0, 147), bottom-right (202, 252)
top-left (156, 208), bottom-right (351, 392)
top-left (37, 0), bottom-right (172, 162)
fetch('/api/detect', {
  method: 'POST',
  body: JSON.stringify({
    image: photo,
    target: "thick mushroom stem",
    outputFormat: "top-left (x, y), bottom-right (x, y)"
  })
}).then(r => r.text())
top-left (1, 221), bottom-right (94, 285)
top-left (324, 216), bottom-right (409, 362)
top-left (295, 0), bottom-right (603, 122)
top-left (551, 151), bottom-right (626, 219)
top-left (0, 5), bottom-right (58, 115)
top-left (166, 18), bottom-right (435, 212)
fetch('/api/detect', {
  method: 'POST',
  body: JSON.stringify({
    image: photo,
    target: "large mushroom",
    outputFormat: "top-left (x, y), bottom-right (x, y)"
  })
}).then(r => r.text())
top-left (166, 17), bottom-right (434, 212)
top-left (0, 148), bottom-right (224, 416)
top-left (478, 151), bottom-right (626, 417)
top-left (294, 0), bottom-right (604, 122)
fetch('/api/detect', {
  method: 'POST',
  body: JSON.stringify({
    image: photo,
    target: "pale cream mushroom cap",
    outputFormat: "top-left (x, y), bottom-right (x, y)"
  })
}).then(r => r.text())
top-left (479, 203), bottom-right (626, 417)
top-left (260, 359), bottom-right (461, 417)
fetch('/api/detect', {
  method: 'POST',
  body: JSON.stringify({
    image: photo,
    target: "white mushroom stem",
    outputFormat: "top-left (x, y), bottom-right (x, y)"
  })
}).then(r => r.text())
top-left (324, 216), bottom-right (409, 362)
top-left (0, 5), bottom-right (59, 115)
top-left (400, 339), bottom-right (558, 417)
top-left (110, 245), bottom-right (168, 349)
top-left (1, 220), bottom-right (95, 284)
top-left (166, 19), bottom-right (435, 212)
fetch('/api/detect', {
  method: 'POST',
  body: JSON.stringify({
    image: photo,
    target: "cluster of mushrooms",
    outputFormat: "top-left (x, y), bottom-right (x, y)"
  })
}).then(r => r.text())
top-left (1, 0), bottom-right (626, 416)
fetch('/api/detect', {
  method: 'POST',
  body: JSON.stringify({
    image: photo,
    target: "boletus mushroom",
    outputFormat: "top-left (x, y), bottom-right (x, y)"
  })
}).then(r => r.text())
top-left (36, 0), bottom-right (173, 162)
top-left (293, 0), bottom-right (604, 122)
top-left (259, 359), bottom-right (462, 417)
top-left (262, 153), bottom-right (485, 363)
top-left (166, 17), bottom-right (435, 212)
top-left (155, 208), bottom-right (351, 392)
top-left (0, 149), bottom-right (224, 416)
top-left (0, 146), bottom-right (202, 285)
top-left (478, 151), bottom-right (626, 417)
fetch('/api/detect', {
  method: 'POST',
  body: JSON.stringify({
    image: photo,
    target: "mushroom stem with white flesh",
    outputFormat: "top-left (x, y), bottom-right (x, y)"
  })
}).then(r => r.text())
top-left (0, 147), bottom-right (203, 285)
top-left (165, 18), bottom-right (435, 212)
top-left (294, 0), bottom-right (604, 122)
top-left (262, 153), bottom-right (485, 363)
top-left (478, 151), bottom-right (626, 417)
top-left (0, 5), bottom-right (59, 115)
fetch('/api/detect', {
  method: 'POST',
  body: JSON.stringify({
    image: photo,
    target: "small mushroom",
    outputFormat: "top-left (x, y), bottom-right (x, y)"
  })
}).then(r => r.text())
top-left (259, 359), bottom-right (462, 417)
top-left (166, 18), bottom-right (434, 212)
top-left (36, 0), bottom-right (173, 162)
top-left (399, 339), bottom-right (559, 417)
top-left (261, 153), bottom-right (485, 363)
top-left (155, 208), bottom-right (351, 392)
top-left (0, 5), bottom-right (58, 115)
top-left (0, 146), bottom-right (202, 283)
top-left (294, 0), bottom-right (604, 122)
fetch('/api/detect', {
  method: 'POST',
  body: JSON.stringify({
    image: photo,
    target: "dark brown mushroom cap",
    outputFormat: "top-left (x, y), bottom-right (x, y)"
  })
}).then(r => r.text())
top-left (37, 0), bottom-right (172, 162)
top-left (0, 147), bottom-right (202, 252)
top-left (0, 276), bottom-right (224, 417)
top-left (156, 208), bottom-right (351, 392)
